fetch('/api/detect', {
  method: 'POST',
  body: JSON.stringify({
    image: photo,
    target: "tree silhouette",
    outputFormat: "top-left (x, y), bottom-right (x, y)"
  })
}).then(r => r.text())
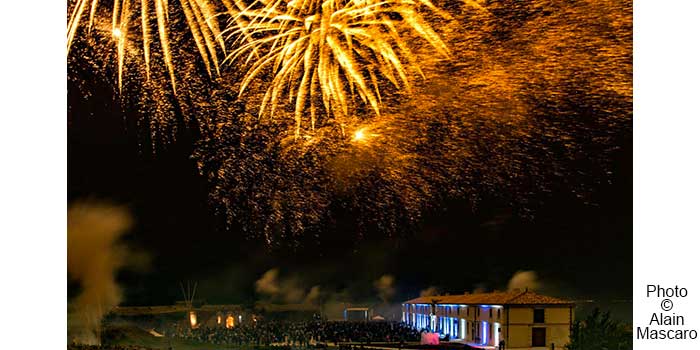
top-left (567, 308), bottom-right (631, 350)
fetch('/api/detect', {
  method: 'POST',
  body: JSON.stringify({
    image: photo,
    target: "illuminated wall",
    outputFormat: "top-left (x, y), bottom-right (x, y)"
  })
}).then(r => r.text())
top-left (189, 311), bottom-right (198, 328)
top-left (403, 304), bottom-right (503, 345)
top-left (506, 306), bottom-right (573, 350)
top-left (403, 302), bottom-right (572, 349)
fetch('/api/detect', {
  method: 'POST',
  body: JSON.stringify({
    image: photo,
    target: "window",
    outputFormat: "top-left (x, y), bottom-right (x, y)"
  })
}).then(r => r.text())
top-left (533, 309), bottom-right (545, 323)
top-left (497, 309), bottom-right (501, 319)
top-left (532, 328), bottom-right (546, 347)
top-left (489, 309), bottom-right (493, 318)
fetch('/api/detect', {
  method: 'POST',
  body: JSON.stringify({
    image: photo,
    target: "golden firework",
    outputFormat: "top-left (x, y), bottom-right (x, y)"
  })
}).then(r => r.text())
top-left (193, 0), bottom-right (632, 244)
top-left (67, 0), bottom-right (226, 93)
top-left (223, 0), bottom-right (451, 138)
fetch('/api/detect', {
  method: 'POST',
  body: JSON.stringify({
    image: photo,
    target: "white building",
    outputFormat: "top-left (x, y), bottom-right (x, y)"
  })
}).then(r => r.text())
top-left (402, 290), bottom-right (574, 350)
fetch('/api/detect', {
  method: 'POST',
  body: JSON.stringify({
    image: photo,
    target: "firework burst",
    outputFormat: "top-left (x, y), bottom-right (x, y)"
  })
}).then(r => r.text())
top-left (194, 0), bottom-right (632, 246)
top-left (223, 0), bottom-right (451, 137)
top-left (67, 0), bottom-right (226, 93)
top-left (68, 0), bottom-right (631, 247)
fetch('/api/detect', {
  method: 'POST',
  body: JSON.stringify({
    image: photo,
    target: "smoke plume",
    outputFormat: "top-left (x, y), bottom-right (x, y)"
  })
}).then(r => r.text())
top-left (374, 274), bottom-right (396, 303)
top-left (67, 201), bottom-right (145, 345)
top-left (507, 270), bottom-right (540, 291)
top-left (255, 269), bottom-right (283, 296)
top-left (304, 285), bottom-right (322, 304)
top-left (255, 268), bottom-right (320, 304)
top-left (420, 286), bottom-right (440, 297)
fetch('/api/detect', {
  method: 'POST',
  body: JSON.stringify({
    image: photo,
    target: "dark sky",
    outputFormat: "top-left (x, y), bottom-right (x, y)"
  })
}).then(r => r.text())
top-left (68, 75), bottom-right (631, 313)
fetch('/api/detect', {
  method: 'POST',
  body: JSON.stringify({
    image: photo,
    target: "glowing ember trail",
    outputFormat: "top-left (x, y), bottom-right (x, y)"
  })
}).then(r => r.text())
top-left (67, 0), bottom-right (226, 93)
top-left (68, 1), bottom-right (631, 246)
top-left (223, 0), bottom-right (451, 137)
top-left (193, 0), bottom-right (632, 245)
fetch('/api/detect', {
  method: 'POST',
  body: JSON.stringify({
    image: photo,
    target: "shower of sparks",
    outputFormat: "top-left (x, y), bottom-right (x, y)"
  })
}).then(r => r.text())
top-left (194, 0), bottom-right (632, 246)
top-left (67, 0), bottom-right (226, 93)
top-left (68, 0), bottom-right (632, 247)
top-left (352, 129), bottom-right (366, 142)
top-left (223, 0), bottom-right (451, 137)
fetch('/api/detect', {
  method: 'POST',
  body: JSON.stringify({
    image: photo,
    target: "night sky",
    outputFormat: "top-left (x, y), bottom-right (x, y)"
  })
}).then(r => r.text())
top-left (68, 81), bottom-right (631, 308)
top-left (67, 0), bottom-right (632, 321)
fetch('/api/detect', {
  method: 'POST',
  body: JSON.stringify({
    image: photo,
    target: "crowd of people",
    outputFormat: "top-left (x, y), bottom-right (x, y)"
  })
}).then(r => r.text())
top-left (67, 345), bottom-right (158, 350)
top-left (169, 320), bottom-right (420, 347)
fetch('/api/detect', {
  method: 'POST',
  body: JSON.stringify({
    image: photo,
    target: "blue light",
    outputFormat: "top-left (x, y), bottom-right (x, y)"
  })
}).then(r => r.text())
top-left (494, 322), bottom-right (500, 345)
top-left (481, 321), bottom-right (488, 345)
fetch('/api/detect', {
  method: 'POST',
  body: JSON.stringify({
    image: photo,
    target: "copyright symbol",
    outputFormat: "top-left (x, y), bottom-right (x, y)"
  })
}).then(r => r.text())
top-left (661, 299), bottom-right (673, 311)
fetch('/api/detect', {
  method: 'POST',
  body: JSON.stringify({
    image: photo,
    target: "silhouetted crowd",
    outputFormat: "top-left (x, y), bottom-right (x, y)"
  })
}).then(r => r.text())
top-left (170, 321), bottom-right (420, 347)
top-left (67, 345), bottom-right (157, 350)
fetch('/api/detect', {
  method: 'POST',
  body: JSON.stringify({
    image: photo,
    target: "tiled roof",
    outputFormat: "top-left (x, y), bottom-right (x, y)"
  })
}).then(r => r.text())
top-left (404, 290), bottom-right (573, 306)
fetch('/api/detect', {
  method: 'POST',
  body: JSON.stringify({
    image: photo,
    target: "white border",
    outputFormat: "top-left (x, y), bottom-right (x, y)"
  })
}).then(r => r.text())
top-left (2, 0), bottom-right (700, 348)
top-left (634, 0), bottom-right (700, 348)
top-left (0, 1), bottom-right (67, 348)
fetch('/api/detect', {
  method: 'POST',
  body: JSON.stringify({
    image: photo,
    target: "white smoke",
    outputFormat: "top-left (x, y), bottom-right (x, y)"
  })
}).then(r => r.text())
top-left (255, 268), bottom-right (320, 304)
top-left (67, 201), bottom-right (147, 345)
top-left (255, 269), bottom-right (282, 296)
top-left (304, 285), bottom-right (322, 304)
top-left (374, 274), bottom-right (396, 303)
top-left (507, 270), bottom-right (540, 291)
top-left (420, 286), bottom-right (440, 297)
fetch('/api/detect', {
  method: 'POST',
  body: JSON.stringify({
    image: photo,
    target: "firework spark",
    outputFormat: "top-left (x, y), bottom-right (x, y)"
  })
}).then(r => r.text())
top-left (67, 0), bottom-right (226, 93)
top-left (68, 0), bottom-right (631, 247)
top-left (194, 0), bottom-right (632, 245)
top-left (223, 0), bottom-right (451, 137)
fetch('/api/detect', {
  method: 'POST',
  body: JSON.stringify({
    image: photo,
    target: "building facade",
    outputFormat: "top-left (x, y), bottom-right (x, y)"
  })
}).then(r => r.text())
top-left (402, 290), bottom-right (574, 350)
